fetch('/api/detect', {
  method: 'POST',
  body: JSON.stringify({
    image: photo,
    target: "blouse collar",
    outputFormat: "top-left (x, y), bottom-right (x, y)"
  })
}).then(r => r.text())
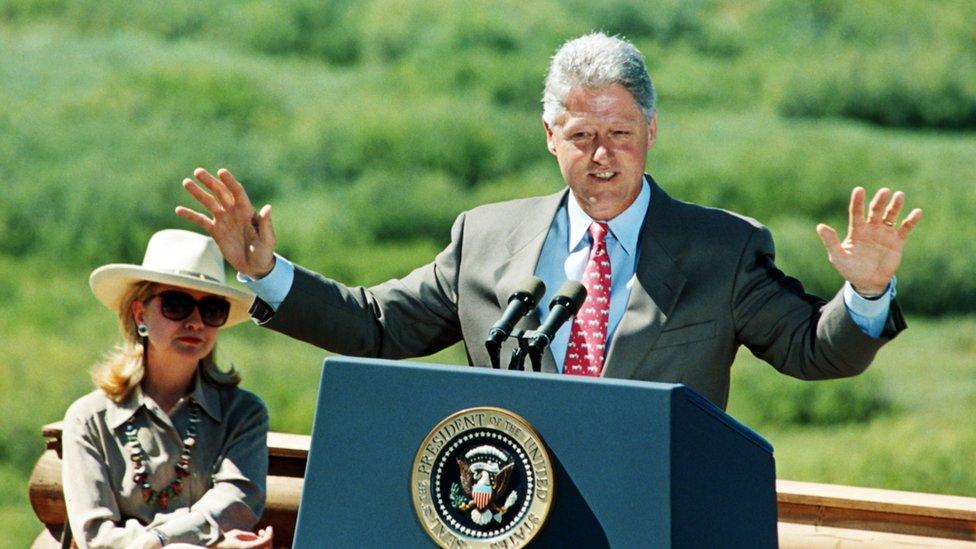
top-left (106, 368), bottom-right (222, 429)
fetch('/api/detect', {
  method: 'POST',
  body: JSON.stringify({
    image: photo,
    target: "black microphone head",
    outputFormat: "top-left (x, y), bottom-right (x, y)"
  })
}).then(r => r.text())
top-left (550, 280), bottom-right (587, 314)
top-left (509, 276), bottom-right (546, 306)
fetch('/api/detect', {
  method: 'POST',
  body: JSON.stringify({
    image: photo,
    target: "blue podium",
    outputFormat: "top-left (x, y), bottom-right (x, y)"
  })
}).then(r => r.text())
top-left (293, 357), bottom-right (777, 548)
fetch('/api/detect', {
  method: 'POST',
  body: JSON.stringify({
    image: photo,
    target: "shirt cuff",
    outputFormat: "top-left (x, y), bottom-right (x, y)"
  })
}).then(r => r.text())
top-left (843, 277), bottom-right (896, 339)
top-left (150, 510), bottom-right (218, 547)
top-left (237, 253), bottom-right (294, 311)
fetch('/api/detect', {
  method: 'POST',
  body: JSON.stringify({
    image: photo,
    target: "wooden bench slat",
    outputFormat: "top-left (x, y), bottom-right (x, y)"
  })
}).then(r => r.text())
top-left (777, 480), bottom-right (976, 520)
top-left (778, 521), bottom-right (976, 547)
top-left (266, 432), bottom-right (310, 459)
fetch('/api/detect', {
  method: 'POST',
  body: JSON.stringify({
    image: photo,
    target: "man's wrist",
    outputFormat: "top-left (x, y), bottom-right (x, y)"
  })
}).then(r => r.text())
top-left (150, 528), bottom-right (168, 547)
top-left (850, 283), bottom-right (887, 300)
top-left (238, 253), bottom-right (294, 312)
top-left (250, 256), bottom-right (277, 281)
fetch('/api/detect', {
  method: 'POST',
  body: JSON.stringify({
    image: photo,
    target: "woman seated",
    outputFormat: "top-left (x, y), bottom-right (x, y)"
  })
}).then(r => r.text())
top-left (62, 229), bottom-right (272, 548)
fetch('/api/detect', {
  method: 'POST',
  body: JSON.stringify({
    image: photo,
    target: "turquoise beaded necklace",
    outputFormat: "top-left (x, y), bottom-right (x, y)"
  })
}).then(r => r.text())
top-left (124, 402), bottom-right (200, 509)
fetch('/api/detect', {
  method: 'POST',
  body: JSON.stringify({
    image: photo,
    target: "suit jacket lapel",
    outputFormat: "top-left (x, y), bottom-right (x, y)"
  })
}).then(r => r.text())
top-left (603, 181), bottom-right (686, 378)
top-left (491, 190), bottom-right (567, 373)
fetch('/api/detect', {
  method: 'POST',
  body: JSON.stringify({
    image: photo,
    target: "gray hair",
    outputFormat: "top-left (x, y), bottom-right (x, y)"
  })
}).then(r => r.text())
top-left (542, 33), bottom-right (656, 125)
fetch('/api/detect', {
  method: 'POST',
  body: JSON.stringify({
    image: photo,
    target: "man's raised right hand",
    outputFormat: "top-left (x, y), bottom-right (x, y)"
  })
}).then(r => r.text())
top-left (176, 168), bottom-right (277, 279)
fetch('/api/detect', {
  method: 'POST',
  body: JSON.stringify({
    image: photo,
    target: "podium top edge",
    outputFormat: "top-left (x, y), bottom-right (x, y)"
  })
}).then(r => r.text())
top-left (323, 355), bottom-right (685, 390)
top-left (322, 356), bottom-right (773, 453)
top-left (682, 388), bottom-right (773, 454)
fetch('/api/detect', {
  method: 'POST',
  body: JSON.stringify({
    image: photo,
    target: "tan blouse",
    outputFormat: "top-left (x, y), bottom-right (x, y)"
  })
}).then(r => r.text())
top-left (61, 372), bottom-right (268, 548)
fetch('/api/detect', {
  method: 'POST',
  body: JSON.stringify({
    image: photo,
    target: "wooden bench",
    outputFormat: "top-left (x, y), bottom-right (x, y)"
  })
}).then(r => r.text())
top-left (29, 423), bottom-right (305, 548)
top-left (30, 422), bottom-right (976, 547)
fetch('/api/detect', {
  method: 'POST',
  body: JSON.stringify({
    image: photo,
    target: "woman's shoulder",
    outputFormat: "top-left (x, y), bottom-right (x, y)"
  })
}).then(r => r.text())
top-left (62, 389), bottom-right (112, 428)
top-left (207, 381), bottom-right (268, 417)
top-left (230, 385), bottom-right (267, 411)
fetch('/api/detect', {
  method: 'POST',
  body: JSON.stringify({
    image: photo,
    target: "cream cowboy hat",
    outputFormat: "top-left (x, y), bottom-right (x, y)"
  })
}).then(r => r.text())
top-left (89, 229), bottom-right (255, 327)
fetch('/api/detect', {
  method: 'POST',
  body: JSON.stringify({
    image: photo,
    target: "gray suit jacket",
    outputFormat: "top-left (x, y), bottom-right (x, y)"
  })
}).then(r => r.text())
top-left (255, 179), bottom-right (903, 408)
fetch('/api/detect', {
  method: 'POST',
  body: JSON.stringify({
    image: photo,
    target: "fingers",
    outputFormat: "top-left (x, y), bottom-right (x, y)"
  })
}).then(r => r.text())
top-left (174, 205), bottom-right (214, 231)
top-left (181, 168), bottom-right (258, 231)
top-left (218, 168), bottom-right (255, 211)
top-left (256, 203), bottom-right (275, 245)
top-left (881, 191), bottom-right (905, 226)
top-left (848, 187), bottom-right (865, 230)
top-left (855, 187), bottom-right (919, 234)
top-left (259, 526), bottom-right (274, 549)
top-left (866, 187), bottom-right (892, 224)
top-left (194, 167), bottom-right (236, 208)
top-left (898, 208), bottom-right (923, 238)
top-left (182, 177), bottom-right (222, 214)
top-left (816, 223), bottom-right (841, 254)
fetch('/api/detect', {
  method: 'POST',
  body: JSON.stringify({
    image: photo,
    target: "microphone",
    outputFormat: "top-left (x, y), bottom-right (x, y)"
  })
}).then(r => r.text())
top-left (485, 277), bottom-right (546, 368)
top-left (527, 280), bottom-right (587, 353)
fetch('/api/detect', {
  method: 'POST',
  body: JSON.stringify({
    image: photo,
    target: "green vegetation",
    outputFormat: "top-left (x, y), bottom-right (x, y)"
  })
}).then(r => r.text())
top-left (2, 1), bottom-right (974, 545)
top-left (2, 0), bottom-right (975, 309)
top-left (729, 316), bottom-right (976, 495)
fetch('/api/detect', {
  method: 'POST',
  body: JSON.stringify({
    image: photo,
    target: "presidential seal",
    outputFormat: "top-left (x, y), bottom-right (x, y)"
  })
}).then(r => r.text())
top-left (411, 407), bottom-right (554, 548)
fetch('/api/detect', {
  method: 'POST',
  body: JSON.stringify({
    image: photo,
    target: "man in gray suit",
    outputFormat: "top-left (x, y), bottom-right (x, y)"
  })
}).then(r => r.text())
top-left (177, 33), bottom-right (921, 409)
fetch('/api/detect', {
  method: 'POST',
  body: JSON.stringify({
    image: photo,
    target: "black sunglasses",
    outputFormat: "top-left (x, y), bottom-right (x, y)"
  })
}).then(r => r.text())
top-left (147, 290), bottom-right (231, 328)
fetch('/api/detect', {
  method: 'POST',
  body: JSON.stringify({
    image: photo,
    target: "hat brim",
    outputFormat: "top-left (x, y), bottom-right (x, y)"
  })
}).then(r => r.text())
top-left (90, 264), bottom-right (255, 327)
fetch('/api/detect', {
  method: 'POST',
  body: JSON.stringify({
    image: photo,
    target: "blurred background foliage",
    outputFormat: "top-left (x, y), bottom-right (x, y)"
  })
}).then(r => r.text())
top-left (2, 0), bottom-right (975, 312)
top-left (1, 0), bottom-right (975, 542)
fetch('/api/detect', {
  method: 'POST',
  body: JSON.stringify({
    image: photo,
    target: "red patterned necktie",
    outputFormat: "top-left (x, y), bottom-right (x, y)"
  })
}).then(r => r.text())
top-left (564, 222), bottom-right (611, 376)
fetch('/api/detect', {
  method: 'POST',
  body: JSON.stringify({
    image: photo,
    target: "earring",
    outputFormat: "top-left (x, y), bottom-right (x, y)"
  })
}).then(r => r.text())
top-left (137, 324), bottom-right (149, 337)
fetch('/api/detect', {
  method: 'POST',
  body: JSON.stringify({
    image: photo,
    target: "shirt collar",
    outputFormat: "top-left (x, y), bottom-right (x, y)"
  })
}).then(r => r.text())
top-left (190, 369), bottom-right (222, 423)
top-left (105, 368), bottom-right (222, 429)
top-left (566, 176), bottom-right (651, 255)
top-left (106, 385), bottom-right (146, 430)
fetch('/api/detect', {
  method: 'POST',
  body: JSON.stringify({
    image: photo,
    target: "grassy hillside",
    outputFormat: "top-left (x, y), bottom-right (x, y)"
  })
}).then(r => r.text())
top-left (2, 1), bottom-right (975, 545)
top-left (1, 0), bottom-right (974, 309)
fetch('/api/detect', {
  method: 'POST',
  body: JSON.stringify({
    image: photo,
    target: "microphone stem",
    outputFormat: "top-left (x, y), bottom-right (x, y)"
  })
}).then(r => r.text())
top-left (485, 339), bottom-right (501, 369)
top-left (527, 347), bottom-right (542, 372)
top-left (508, 345), bottom-right (526, 371)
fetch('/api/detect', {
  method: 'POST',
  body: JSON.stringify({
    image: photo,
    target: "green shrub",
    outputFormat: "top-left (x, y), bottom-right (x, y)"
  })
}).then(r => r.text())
top-left (288, 92), bottom-right (542, 187)
top-left (2, 1), bottom-right (975, 311)
top-left (776, 48), bottom-right (976, 130)
top-left (227, 0), bottom-right (362, 65)
top-left (769, 413), bottom-right (976, 496)
top-left (729, 360), bottom-right (895, 428)
top-left (758, 0), bottom-right (976, 130)
top-left (340, 170), bottom-right (472, 243)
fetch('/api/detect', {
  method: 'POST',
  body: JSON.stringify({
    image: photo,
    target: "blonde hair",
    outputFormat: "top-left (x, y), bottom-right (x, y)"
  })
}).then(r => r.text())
top-left (91, 281), bottom-right (241, 402)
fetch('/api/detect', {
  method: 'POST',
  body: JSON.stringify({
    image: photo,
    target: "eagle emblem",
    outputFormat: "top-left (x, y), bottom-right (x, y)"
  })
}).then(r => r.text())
top-left (451, 445), bottom-right (519, 525)
top-left (411, 407), bottom-right (554, 548)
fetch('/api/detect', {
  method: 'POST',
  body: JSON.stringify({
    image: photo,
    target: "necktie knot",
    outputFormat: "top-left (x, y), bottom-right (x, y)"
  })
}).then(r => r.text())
top-left (589, 222), bottom-right (609, 245)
